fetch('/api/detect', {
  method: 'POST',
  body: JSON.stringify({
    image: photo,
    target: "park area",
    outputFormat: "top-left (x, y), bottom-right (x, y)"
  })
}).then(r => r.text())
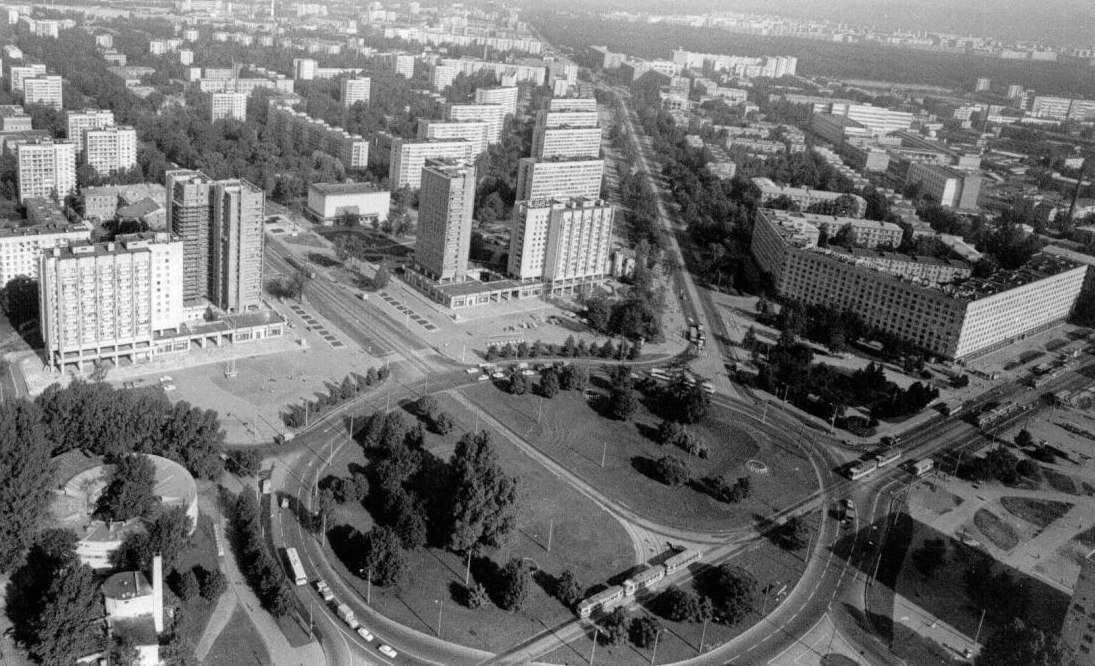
top-left (461, 377), bottom-right (819, 532)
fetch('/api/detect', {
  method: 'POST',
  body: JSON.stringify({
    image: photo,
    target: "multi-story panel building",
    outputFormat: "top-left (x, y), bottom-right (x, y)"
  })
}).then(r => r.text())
top-left (831, 247), bottom-right (971, 284)
top-left (16, 139), bottom-right (76, 203)
top-left (83, 126), bottom-right (137, 175)
top-left (515, 157), bottom-right (604, 201)
top-left (752, 177), bottom-right (867, 217)
top-left (23, 75), bottom-right (62, 110)
top-left (340, 77), bottom-right (371, 107)
top-left (415, 159), bottom-right (475, 282)
top-left (9, 63), bottom-right (45, 91)
top-left (447, 103), bottom-right (507, 144)
top-left (1061, 552), bottom-right (1095, 665)
top-left (208, 91), bottom-right (248, 122)
top-left (545, 97), bottom-right (598, 113)
top-left (394, 54), bottom-right (415, 79)
top-left (39, 232), bottom-right (184, 370)
top-left (388, 138), bottom-right (475, 189)
top-left (211, 179), bottom-right (264, 313)
top-left (0, 215), bottom-right (90, 287)
top-left (165, 170), bottom-right (213, 303)
top-left (439, 58), bottom-right (547, 87)
top-left (509, 197), bottom-right (614, 283)
top-left (751, 208), bottom-right (1086, 360)
top-left (475, 86), bottom-right (519, 118)
top-left (293, 57), bottom-right (317, 80)
top-left (416, 119), bottom-right (490, 158)
top-left (0, 105), bottom-right (31, 132)
top-left (531, 126), bottom-right (603, 159)
top-left (266, 105), bottom-right (368, 168)
top-left (906, 163), bottom-right (982, 209)
top-left (429, 63), bottom-right (456, 91)
top-left (66, 108), bottom-right (115, 148)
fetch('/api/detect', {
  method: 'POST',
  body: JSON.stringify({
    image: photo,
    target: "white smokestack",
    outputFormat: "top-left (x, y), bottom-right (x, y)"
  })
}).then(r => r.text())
top-left (152, 554), bottom-right (164, 633)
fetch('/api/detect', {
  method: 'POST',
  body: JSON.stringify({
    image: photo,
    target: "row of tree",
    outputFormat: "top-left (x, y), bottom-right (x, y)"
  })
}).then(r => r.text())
top-left (231, 489), bottom-right (296, 617)
top-left (486, 336), bottom-right (642, 362)
top-left (282, 367), bottom-right (390, 428)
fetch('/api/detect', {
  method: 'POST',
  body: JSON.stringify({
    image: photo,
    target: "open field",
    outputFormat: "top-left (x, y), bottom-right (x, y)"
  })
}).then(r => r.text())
top-left (313, 392), bottom-right (634, 653)
top-left (999, 497), bottom-right (1073, 529)
top-left (202, 607), bottom-right (271, 666)
top-left (462, 379), bottom-right (818, 532)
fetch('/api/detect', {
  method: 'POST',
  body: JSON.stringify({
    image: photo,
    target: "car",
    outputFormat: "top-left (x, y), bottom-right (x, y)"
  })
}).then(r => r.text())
top-left (159, 375), bottom-right (173, 383)
top-left (163, 384), bottom-right (177, 392)
top-left (465, 367), bottom-right (480, 374)
top-left (491, 371), bottom-right (505, 379)
top-left (477, 374), bottom-right (489, 382)
top-left (356, 627), bottom-right (374, 642)
top-left (520, 369), bottom-right (536, 376)
top-left (314, 580), bottom-right (328, 593)
top-left (378, 645), bottom-right (398, 658)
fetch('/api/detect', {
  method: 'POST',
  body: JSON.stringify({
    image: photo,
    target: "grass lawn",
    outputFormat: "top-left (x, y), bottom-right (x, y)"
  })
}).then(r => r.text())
top-left (537, 513), bottom-right (819, 666)
top-left (1075, 525), bottom-right (1095, 549)
top-left (203, 608), bottom-right (271, 666)
top-left (165, 514), bottom-right (222, 648)
top-left (1000, 497), bottom-right (1073, 529)
top-left (1042, 468), bottom-right (1080, 495)
top-left (462, 380), bottom-right (818, 532)
top-left (316, 392), bottom-right (634, 654)
top-left (973, 509), bottom-right (1020, 551)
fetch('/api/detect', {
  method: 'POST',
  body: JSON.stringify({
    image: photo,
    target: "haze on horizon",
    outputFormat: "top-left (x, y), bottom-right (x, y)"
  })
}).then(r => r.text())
top-left (524, 0), bottom-right (1095, 48)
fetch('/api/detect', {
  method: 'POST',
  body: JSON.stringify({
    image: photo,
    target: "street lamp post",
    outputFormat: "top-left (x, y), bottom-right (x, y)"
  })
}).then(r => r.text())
top-left (435, 598), bottom-right (444, 638)
top-left (650, 627), bottom-right (662, 665)
top-left (589, 627), bottom-right (601, 666)
top-left (699, 615), bottom-right (709, 654)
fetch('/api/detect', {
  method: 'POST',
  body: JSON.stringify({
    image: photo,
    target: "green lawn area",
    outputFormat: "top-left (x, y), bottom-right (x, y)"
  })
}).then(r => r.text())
top-left (462, 380), bottom-right (818, 532)
top-left (1075, 525), bottom-right (1095, 549)
top-left (973, 509), bottom-right (1020, 551)
top-left (1041, 468), bottom-right (1080, 495)
top-left (165, 514), bottom-right (223, 649)
top-left (203, 608), bottom-right (271, 666)
top-left (316, 392), bottom-right (634, 654)
top-left (1000, 497), bottom-right (1073, 529)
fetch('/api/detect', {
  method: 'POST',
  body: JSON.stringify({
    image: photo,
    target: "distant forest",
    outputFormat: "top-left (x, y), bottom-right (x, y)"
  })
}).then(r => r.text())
top-left (532, 12), bottom-right (1095, 98)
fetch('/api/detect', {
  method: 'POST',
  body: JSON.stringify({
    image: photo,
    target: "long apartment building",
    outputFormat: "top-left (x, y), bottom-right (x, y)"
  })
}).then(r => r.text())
top-left (208, 91), bottom-right (248, 122)
top-left (16, 138), bottom-right (76, 203)
top-left (23, 75), bottom-right (62, 110)
top-left (388, 138), bottom-right (475, 189)
top-left (474, 86), bottom-right (519, 118)
top-left (515, 156), bottom-right (604, 201)
top-left (508, 197), bottom-right (614, 284)
top-left (417, 119), bottom-right (490, 158)
top-left (267, 104), bottom-right (368, 168)
top-left (39, 232), bottom-right (185, 371)
top-left (340, 76), bottom-right (371, 107)
top-left (531, 105), bottom-right (601, 159)
top-left (84, 126), bottom-right (137, 175)
top-left (439, 58), bottom-right (547, 87)
top-left (906, 162), bottom-right (982, 209)
top-left (66, 108), bottom-right (115, 148)
top-left (750, 208), bottom-right (1086, 360)
top-left (752, 177), bottom-right (867, 217)
top-left (447, 103), bottom-right (507, 144)
top-left (0, 105), bottom-right (31, 132)
top-left (414, 159), bottom-right (475, 282)
top-left (0, 216), bottom-right (91, 287)
top-left (9, 63), bottom-right (45, 91)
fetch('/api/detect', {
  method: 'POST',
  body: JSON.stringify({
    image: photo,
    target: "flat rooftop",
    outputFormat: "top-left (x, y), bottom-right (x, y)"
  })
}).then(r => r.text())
top-left (310, 182), bottom-right (387, 196)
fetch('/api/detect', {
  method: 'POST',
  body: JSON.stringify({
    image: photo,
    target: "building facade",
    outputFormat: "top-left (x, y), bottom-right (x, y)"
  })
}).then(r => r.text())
top-left (752, 177), bottom-right (867, 217)
top-left (16, 139), bottom-right (76, 203)
top-left (165, 170), bottom-right (213, 303)
top-left (388, 138), bottom-right (475, 189)
top-left (83, 126), bottom-right (137, 175)
top-left (417, 119), bottom-right (490, 158)
top-left (508, 197), bottom-right (614, 283)
top-left (414, 159), bottom-right (475, 281)
top-left (474, 86), bottom-right (519, 118)
top-left (0, 219), bottom-right (90, 287)
top-left (305, 182), bottom-right (390, 225)
top-left (23, 75), bottom-right (62, 110)
top-left (211, 180), bottom-right (264, 313)
top-left (340, 77), bottom-right (371, 107)
top-left (515, 157), bottom-right (604, 201)
top-left (66, 108), bottom-right (115, 147)
top-left (906, 163), bottom-right (982, 209)
top-left (447, 103), bottom-right (507, 144)
top-left (208, 91), bottom-right (248, 122)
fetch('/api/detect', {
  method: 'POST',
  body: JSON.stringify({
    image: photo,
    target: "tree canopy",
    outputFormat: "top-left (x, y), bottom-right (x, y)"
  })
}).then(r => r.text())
top-left (447, 431), bottom-right (520, 554)
top-left (96, 454), bottom-right (158, 522)
top-left (0, 400), bottom-right (54, 573)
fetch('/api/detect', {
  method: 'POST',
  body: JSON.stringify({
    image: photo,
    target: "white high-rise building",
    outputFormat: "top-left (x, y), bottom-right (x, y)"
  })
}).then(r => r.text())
top-left (415, 159), bottom-right (475, 282)
top-left (23, 75), bottom-right (63, 109)
top-left (208, 91), bottom-right (248, 121)
top-left (293, 58), bottom-right (317, 80)
top-left (475, 86), bottom-right (519, 118)
top-left (394, 54), bottom-right (415, 79)
top-left (84, 126), bottom-right (137, 175)
top-left (448, 103), bottom-right (507, 143)
top-left (388, 138), bottom-right (475, 189)
top-left (430, 63), bottom-right (456, 91)
top-left (9, 63), bottom-right (45, 91)
top-left (66, 108), bottom-right (116, 148)
top-left (508, 197), bottom-right (614, 284)
top-left (39, 232), bottom-right (185, 371)
top-left (417, 119), bottom-right (490, 158)
top-left (16, 139), bottom-right (76, 203)
top-left (532, 107), bottom-right (601, 159)
top-left (340, 77), bottom-right (371, 107)
top-left (514, 157), bottom-right (604, 201)
top-left (0, 218), bottom-right (91, 287)
top-left (211, 179), bottom-right (265, 313)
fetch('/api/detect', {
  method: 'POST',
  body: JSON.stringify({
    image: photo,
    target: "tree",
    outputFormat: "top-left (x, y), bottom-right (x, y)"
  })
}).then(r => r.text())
top-left (609, 387), bottom-right (639, 421)
top-left (27, 563), bottom-right (105, 665)
top-left (175, 568), bottom-right (199, 601)
top-left (657, 419), bottom-right (686, 445)
top-left (585, 296), bottom-right (612, 333)
top-left (778, 516), bottom-right (810, 551)
top-left (432, 412), bottom-right (455, 435)
top-left (599, 607), bottom-right (629, 645)
top-left (653, 455), bottom-right (690, 486)
top-left (537, 368), bottom-right (560, 398)
top-left (630, 615), bottom-right (662, 648)
top-left (555, 569), bottom-right (583, 607)
top-left (559, 363), bottom-right (588, 391)
top-left (1015, 429), bottom-right (1035, 448)
top-left (704, 475), bottom-right (751, 503)
top-left (0, 400), bottom-right (54, 573)
top-left (198, 567), bottom-right (227, 600)
top-left (446, 431), bottom-right (521, 554)
top-left (710, 564), bottom-right (757, 625)
top-left (372, 265), bottom-right (390, 291)
top-left (363, 526), bottom-right (407, 587)
top-left (107, 635), bottom-right (142, 666)
top-left (657, 586), bottom-right (711, 623)
top-left (497, 558), bottom-right (532, 611)
top-left (671, 382), bottom-right (710, 424)
top-left (976, 618), bottom-right (1069, 666)
top-left (96, 454), bottom-right (158, 522)
top-left (467, 582), bottom-right (489, 609)
top-left (227, 449), bottom-right (262, 477)
top-left (111, 506), bottom-right (193, 572)
top-left (416, 395), bottom-right (439, 419)
top-left (507, 371), bottom-right (529, 395)
top-left (911, 538), bottom-right (947, 577)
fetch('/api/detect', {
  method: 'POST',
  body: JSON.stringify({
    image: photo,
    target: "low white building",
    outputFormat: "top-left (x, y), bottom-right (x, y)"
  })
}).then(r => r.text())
top-left (305, 182), bottom-right (390, 225)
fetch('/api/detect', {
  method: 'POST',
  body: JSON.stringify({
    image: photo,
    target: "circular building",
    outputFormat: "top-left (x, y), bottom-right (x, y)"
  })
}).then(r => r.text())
top-left (50, 450), bottom-right (199, 569)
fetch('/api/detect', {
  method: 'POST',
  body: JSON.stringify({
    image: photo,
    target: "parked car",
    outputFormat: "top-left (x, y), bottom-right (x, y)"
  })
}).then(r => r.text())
top-left (356, 627), bottom-right (374, 642)
top-left (378, 645), bottom-right (397, 658)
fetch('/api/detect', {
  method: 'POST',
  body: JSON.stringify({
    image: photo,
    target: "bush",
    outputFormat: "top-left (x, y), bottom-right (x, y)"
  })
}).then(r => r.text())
top-left (431, 412), bottom-right (455, 435)
top-left (497, 558), bottom-right (532, 611)
top-left (555, 569), bottom-right (583, 607)
top-left (609, 388), bottom-right (639, 421)
top-left (198, 567), bottom-right (227, 600)
top-left (226, 450), bottom-right (262, 477)
top-left (657, 420), bottom-right (685, 445)
top-left (653, 455), bottom-right (690, 486)
top-left (174, 568), bottom-right (199, 602)
top-left (630, 615), bottom-right (661, 648)
top-left (466, 582), bottom-right (489, 609)
top-left (507, 372), bottom-right (530, 395)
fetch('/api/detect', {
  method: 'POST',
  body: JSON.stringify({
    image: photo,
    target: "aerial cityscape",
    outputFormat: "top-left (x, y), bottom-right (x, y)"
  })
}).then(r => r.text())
top-left (0, 1), bottom-right (1094, 666)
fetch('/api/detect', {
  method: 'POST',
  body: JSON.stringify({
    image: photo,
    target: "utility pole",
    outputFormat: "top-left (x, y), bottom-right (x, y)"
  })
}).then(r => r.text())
top-left (436, 598), bottom-right (444, 638)
top-left (650, 627), bottom-right (661, 665)
top-left (464, 552), bottom-right (472, 586)
top-left (589, 627), bottom-right (601, 665)
top-left (601, 440), bottom-right (607, 468)
top-left (546, 517), bottom-right (554, 552)
top-left (973, 607), bottom-right (986, 646)
top-left (367, 568), bottom-right (372, 604)
top-left (698, 615), bottom-right (709, 653)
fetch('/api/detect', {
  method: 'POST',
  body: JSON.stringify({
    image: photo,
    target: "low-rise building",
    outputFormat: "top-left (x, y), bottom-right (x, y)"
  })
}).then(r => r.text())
top-left (305, 182), bottom-right (390, 225)
top-left (752, 177), bottom-right (867, 217)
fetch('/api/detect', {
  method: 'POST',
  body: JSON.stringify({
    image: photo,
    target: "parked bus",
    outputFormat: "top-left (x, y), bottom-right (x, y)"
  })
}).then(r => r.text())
top-left (285, 547), bottom-right (307, 586)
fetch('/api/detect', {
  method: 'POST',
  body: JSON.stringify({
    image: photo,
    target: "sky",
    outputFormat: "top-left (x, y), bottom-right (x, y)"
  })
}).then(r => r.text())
top-left (526, 0), bottom-right (1095, 48)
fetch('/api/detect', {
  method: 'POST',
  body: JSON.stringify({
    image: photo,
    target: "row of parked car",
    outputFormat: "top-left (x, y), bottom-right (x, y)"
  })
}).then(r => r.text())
top-left (314, 579), bottom-right (398, 659)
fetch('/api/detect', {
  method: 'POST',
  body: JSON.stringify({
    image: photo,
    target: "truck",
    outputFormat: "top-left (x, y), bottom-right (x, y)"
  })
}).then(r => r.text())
top-left (336, 603), bottom-right (359, 629)
top-left (912, 459), bottom-right (934, 477)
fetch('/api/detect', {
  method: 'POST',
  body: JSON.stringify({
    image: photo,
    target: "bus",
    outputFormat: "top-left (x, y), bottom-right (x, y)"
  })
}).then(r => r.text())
top-left (846, 459), bottom-right (879, 480)
top-left (285, 547), bottom-right (307, 586)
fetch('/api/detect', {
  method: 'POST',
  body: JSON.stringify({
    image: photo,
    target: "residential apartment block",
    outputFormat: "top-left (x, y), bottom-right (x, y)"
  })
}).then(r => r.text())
top-left (0, 215), bottom-right (90, 287)
top-left (447, 103), bottom-right (507, 144)
top-left (417, 119), bottom-right (490, 158)
top-left (475, 86), bottom-right (519, 118)
top-left (388, 138), bottom-right (475, 189)
top-left (752, 177), bottom-right (867, 217)
top-left (165, 170), bottom-right (213, 303)
top-left (508, 197), bottom-right (613, 284)
top-left (515, 157), bottom-right (604, 201)
top-left (9, 63), bottom-right (45, 91)
top-left (750, 208), bottom-right (1085, 360)
top-left (340, 77), bottom-right (371, 107)
top-left (208, 91), bottom-right (248, 122)
top-left (16, 139), bottom-right (76, 203)
top-left (66, 108), bottom-right (115, 148)
top-left (0, 105), bottom-right (31, 132)
top-left (531, 106), bottom-right (601, 159)
top-left (906, 163), bottom-right (982, 209)
top-left (23, 75), bottom-right (62, 110)
top-left (211, 179), bottom-right (264, 313)
top-left (83, 125), bottom-right (137, 175)
top-left (267, 104), bottom-right (369, 168)
top-left (415, 159), bottom-right (475, 281)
